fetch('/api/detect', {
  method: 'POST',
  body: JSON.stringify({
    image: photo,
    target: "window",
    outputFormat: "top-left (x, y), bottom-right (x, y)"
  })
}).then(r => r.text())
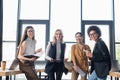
top-left (82, 0), bottom-right (113, 20)
top-left (82, 0), bottom-right (114, 59)
top-left (50, 0), bottom-right (81, 42)
top-left (20, 0), bottom-right (49, 20)
top-left (114, 0), bottom-right (120, 62)
top-left (2, 0), bottom-right (18, 68)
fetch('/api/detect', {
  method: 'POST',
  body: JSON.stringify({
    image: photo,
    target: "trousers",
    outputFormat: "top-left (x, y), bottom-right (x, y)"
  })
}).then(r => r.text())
top-left (48, 62), bottom-right (63, 80)
top-left (71, 70), bottom-right (87, 80)
top-left (19, 61), bottom-right (39, 80)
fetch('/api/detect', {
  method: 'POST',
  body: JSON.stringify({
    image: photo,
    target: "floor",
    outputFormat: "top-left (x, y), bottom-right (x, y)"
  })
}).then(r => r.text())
top-left (1, 73), bottom-right (112, 80)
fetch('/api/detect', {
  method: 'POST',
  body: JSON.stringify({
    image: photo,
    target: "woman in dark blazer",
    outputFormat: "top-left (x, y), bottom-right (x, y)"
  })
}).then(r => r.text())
top-left (86, 25), bottom-right (111, 80)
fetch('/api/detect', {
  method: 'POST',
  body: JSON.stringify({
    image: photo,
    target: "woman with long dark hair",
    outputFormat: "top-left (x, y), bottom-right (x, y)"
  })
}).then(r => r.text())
top-left (18, 26), bottom-right (42, 80)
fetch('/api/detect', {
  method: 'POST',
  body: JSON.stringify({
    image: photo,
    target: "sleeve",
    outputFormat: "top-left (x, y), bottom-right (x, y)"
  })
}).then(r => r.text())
top-left (93, 40), bottom-right (111, 62)
top-left (71, 45), bottom-right (76, 65)
top-left (97, 40), bottom-right (111, 62)
top-left (45, 42), bottom-right (51, 61)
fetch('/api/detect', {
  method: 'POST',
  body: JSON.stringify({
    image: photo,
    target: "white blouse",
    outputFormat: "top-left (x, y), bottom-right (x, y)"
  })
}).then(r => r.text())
top-left (24, 38), bottom-right (36, 56)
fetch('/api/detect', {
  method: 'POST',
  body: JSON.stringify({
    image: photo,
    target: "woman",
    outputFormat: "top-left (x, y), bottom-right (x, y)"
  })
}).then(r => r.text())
top-left (87, 25), bottom-right (111, 80)
top-left (71, 32), bottom-right (90, 80)
top-left (45, 29), bottom-right (66, 80)
top-left (18, 26), bottom-right (42, 80)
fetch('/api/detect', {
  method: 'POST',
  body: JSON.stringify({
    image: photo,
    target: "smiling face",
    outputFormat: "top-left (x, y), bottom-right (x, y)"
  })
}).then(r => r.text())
top-left (27, 28), bottom-right (35, 39)
top-left (89, 30), bottom-right (99, 41)
top-left (75, 33), bottom-right (83, 43)
top-left (55, 30), bottom-right (63, 40)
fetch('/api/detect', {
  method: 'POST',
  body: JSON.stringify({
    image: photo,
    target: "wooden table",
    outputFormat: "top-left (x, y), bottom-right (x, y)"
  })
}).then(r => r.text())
top-left (109, 71), bottom-right (120, 80)
top-left (0, 68), bottom-right (45, 80)
top-left (0, 69), bottom-right (22, 76)
top-left (0, 61), bottom-right (47, 80)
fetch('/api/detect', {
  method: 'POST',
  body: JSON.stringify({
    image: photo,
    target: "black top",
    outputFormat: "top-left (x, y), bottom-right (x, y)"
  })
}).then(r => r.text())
top-left (90, 38), bottom-right (111, 78)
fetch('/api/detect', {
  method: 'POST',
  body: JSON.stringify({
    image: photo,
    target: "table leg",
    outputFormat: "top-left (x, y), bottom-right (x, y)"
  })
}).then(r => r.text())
top-left (0, 77), bottom-right (2, 80)
top-left (39, 72), bottom-right (41, 79)
top-left (10, 75), bottom-right (12, 80)
top-left (111, 76), bottom-right (112, 80)
top-left (116, 77), bottom-right (119, 80)
top-left (13, 75), bottom-right (16, 80)
top-left (6, 76), bottom-right (9, 80)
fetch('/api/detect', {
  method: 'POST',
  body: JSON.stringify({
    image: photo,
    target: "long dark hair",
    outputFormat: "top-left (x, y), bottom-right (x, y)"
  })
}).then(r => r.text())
top-left (19, 26), bottom-right (35, 46)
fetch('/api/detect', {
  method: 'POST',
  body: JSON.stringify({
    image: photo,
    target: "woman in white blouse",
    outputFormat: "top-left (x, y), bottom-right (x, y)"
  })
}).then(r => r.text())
top-left (18, 26), bottom-right (42, 80)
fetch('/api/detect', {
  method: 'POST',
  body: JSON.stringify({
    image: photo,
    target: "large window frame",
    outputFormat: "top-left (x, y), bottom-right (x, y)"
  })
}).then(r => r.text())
top-left (114, 0), bottom-right (120, 62)
top-left (81, 0), bottom-right (115, 60)
top-left (0, 0), bottom-right (119, 79)
top-left (0, 0), bottom-right (3, 63)
top-left (17, 20), bottom-right (50, 60)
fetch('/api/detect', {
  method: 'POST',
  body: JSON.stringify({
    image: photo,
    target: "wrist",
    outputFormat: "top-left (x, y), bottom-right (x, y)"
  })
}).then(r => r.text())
top-left (74, 64), bottom-right (76, 66)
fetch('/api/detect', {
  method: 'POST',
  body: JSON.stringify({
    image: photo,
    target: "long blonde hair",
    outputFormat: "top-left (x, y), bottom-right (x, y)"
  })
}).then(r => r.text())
top-left (52, 29), bottom-right (64, 44)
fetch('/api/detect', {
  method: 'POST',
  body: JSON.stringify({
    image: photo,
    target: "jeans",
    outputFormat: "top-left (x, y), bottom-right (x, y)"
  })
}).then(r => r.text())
top-left (88, 70), bottom-right (107, 80)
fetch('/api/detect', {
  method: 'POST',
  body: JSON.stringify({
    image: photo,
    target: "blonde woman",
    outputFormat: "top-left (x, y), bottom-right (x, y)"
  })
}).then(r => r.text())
top-left (45, 29), bottom-right (66, 80)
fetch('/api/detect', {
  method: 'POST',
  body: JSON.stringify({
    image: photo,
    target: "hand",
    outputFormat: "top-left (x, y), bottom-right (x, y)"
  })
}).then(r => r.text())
top-left (84, 49), bottom-right (91, 54)
top-left (64, 58), bottom-right (68, 62)
top-left (73, 65), bottom-right (78, 72)
top-left (50, 58), bottom-right (55, 62)
top-left (84, 50), bottom-right (92, 58)
top-left (30, 57), bottom-right (36, 61)
top-left (88, 53), bottom-right (93, 58)
top-left (86, 50), bottom-right (90, 54)
top-left (36, 48), bottom-right (42, 53)
top-left (86, 52), bottom-right (92, 58)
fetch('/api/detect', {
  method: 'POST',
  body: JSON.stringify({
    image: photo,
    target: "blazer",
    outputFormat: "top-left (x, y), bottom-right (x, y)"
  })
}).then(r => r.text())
top-left (90, 38), bottom-right (111, 78)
